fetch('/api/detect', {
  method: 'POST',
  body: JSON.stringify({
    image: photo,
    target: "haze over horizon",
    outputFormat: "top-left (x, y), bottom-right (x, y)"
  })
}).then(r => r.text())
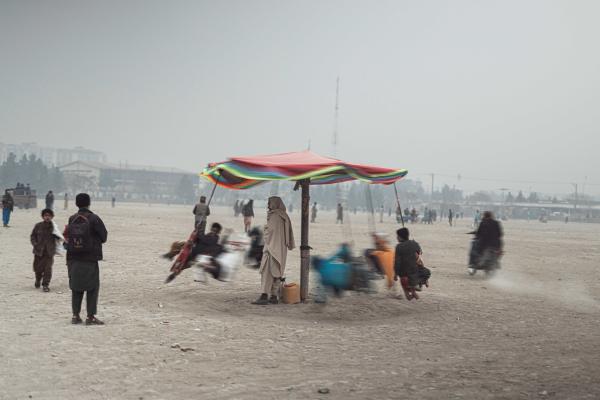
top-left (2, 1), bottom-right (599, 196)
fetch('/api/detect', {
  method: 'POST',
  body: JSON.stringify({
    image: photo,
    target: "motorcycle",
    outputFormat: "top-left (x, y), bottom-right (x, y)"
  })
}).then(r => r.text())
top-left (467, 238), bottom-right (502, 277)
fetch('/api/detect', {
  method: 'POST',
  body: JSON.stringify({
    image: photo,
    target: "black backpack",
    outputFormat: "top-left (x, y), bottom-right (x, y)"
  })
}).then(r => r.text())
top-left (67, 213), bottom-right (93, 254)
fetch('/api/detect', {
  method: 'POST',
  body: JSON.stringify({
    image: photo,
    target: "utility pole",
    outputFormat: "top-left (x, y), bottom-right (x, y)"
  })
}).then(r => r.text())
top-left (430, 173), bottom-right (435, 205)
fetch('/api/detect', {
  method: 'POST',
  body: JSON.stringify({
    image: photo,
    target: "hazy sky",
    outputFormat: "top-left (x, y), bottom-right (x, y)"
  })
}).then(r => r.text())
top-left (1, 0), bottom-right (599, 195)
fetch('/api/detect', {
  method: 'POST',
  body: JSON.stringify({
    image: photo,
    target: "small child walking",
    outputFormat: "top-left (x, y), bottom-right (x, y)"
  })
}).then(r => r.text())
top-left (30, 209), bottom-right (57, 292)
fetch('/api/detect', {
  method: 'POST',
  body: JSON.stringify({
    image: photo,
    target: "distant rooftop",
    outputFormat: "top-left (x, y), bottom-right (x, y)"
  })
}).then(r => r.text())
top-left (60, 160), bottom-right (196, 175)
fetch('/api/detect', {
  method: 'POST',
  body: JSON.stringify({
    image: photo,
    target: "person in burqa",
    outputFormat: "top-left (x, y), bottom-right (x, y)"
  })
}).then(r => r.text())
top-left (253, 196), bottom-right (295, 305)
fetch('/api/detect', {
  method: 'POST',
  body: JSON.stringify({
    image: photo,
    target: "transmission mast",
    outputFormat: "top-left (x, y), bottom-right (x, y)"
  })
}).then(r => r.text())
top-left (332, 76), bottom-right (340, 157)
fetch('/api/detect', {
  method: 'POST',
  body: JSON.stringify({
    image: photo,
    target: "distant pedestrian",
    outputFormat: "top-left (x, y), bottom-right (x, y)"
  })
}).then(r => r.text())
top-left (30, 209), bottom-right (57, 292)
top-left (448, 209), bottom-right (453, 226)
top-left (242, 199), bottom-right (254, 233)
top-left (66, 193), bottom-right (108, 325)
top-left (45, 190), bottom-right (55, 210)
top-left (379, 205), bottom-right (384, 223)
top-left (2, 189), bottom-right (14, 227)
top-left (336, 203), bottom-right (344, 224)
top-left (64, 193), bottom-right (69, 210)
top-left (311, 202), bottom-right (318, 223)
top-left (111, 196), bottom-right (116, 208)
top-left (193, 195), bottom-right (211, 233)
top-left (473, 209), bottom-right (480, 228)
top-left (234, 200), bottom-right (240, 217)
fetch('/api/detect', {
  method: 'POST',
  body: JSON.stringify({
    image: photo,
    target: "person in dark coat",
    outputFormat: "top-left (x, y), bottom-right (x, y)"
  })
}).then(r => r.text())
top-left (30, 208), bottom-right (57, 291)
top-left (336, 203), bottom-right (344, 224)
top-left (45, 191), bottom-right (55, 210)
top-left (241, 200), bottom-right (254, 232)
top-left (66, 193), bottom-right (108, 325)
top-left (188, 222), bottom-right (223, 262)
top-left (2, 190), bottom-right (14, 227)
top-left (474, 211), bottom-right (503, 251)
top-left (394, 227), bottom-right (422, 300)
top-left (469, 211), bottom-right (503, 267)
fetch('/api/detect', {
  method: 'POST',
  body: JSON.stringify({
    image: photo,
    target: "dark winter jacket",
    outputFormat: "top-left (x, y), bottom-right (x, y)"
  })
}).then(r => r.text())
top-left (241, 202), bottom-right (254, 217)
top-left (2, 194), bottom-right (14, 211)
top-left (66, 208), bottom-right (108, 262)
top-left (30, 221), bottom-right (56, 257)
top-left (475, 218), bottom-right (503, 250)
top-left (394, 239), bottom-right (422, 278)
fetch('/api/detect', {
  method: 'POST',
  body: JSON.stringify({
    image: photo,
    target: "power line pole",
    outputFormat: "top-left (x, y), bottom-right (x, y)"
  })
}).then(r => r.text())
top-left (430, 173), bottom-right (435, 205)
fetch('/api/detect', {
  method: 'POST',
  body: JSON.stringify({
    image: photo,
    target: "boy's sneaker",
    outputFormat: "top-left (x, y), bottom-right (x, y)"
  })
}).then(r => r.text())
top-left (34, 280), bottom-right (41, 289)
top-left (71, 316), bottom-right (83, 324)
top-left (269, 295), bottom-right (279, 304)
top-left (43, 286), bottom-right (50, 292)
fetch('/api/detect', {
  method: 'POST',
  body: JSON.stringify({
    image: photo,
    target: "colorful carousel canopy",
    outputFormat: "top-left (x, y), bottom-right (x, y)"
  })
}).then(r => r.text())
top-left (200, 150), bottom-right (408, 189)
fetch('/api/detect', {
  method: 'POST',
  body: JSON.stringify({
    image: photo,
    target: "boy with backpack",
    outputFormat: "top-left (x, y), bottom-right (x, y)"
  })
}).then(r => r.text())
top-left (65, 193), bottom-right (108, 325)
top-left (30, 208), bottom-right (57, 292)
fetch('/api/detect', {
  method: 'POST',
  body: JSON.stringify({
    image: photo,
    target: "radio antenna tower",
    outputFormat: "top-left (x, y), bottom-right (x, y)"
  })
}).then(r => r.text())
top-left (332, 76), bottom-right (340, 157)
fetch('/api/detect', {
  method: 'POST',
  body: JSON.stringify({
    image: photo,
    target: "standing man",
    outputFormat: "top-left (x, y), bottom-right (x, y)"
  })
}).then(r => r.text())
top-left (111, 196), bottom-right (116, 208)
top-left (448, 209), bottom-right (454, 226)
top-left (192, 195), bottom-right (211, 233)
top-left (45, 190), bottom-right (55, 210)
top-left (30, 209), bottom-right (57, 292)
top-left (336, 203), bottom-right (344, 224)
top-left (242, 199), bottom-right (254, 233)
top-left (253, 197), bottom-right (295, 305)
top-left (473, 209), bottom-right (480, 228)
top-left (379, 205), bottom-right (384, 223)
top-left (66, 193), bottom-right (108, 325)
top-left (2, 189), bottom-right (14, 227)
top-left (64, 193), bottom-right (69, 210)
top-left (311, 202), bottom-right (318, 223)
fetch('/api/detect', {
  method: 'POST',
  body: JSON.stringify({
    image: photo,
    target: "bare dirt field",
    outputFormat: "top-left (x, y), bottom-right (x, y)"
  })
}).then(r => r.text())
top-left (1, 202), bottom-right (599, 400)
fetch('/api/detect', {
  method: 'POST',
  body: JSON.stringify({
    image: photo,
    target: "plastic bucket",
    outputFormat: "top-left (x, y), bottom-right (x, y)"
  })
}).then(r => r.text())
top-left (282, 282), bottom-right (301, 304)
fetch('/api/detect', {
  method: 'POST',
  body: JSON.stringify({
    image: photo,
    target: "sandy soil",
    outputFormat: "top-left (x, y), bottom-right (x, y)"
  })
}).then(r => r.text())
top-left (0, 202), bottom-right (599, 400)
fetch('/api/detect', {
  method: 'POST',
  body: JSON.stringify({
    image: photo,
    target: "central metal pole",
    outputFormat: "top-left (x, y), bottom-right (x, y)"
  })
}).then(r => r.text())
top-left (300, 179), bottom-right (310, 302)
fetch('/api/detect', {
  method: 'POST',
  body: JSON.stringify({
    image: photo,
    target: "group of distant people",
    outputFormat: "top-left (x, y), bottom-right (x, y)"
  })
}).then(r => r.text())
top-left (232, 199), bottom-right (255, 232)
top-left (309, 202), bottom-right (344, 224)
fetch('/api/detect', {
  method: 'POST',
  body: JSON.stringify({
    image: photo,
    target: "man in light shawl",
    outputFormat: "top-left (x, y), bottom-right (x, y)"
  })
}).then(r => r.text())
top-left (252, 196), bottom-right (295, 305)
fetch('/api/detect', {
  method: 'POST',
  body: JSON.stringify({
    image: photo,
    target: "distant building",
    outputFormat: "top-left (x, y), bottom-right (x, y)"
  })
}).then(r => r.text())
top-left (0, 142), bottom-right (107, 167)
top-left (58, 161), bottom-right (199, 203)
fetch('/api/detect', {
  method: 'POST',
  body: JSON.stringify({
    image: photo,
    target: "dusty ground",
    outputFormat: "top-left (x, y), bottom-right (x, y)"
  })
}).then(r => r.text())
top-left (0, 201), bottom-right (599, 400)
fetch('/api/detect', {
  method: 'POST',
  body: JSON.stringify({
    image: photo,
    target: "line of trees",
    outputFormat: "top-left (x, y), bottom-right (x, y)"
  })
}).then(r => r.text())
top-left (0, 153), bottom-right (65, 194)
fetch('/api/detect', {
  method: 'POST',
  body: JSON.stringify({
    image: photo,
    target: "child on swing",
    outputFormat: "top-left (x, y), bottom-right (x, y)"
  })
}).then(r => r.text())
top-left (393, 227), bottom-right (423, 300)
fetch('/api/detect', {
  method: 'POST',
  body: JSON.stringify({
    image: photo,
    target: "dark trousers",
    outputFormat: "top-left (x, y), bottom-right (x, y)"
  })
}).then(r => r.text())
top-left (33, 254), bottom-right (54, 286)
top-left (72, 287), bottom-right (99, 317)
